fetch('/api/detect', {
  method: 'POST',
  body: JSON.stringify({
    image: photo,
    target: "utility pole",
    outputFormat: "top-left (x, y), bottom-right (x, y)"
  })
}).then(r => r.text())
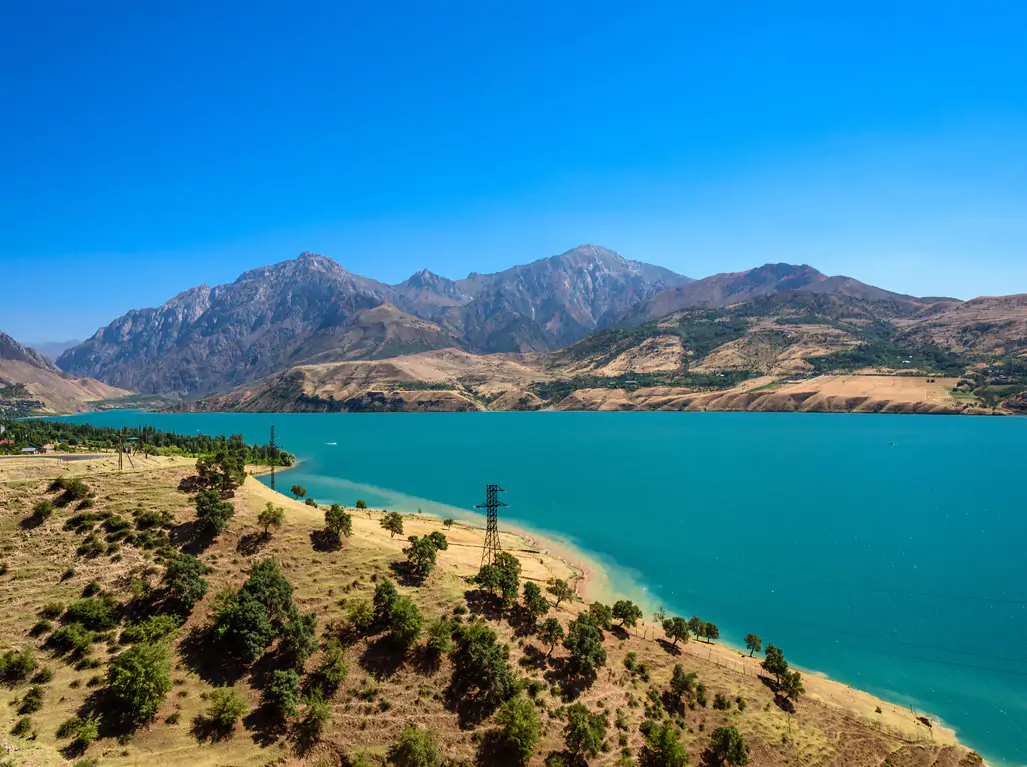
top-left (118, 428), bottom-right (124, 471)
top-left (476, 484), bottom-right (507, 568)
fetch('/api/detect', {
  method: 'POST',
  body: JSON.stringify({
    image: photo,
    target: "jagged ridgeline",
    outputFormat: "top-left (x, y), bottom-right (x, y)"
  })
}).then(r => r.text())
top-left (0, 419), bottom-right (291, 465)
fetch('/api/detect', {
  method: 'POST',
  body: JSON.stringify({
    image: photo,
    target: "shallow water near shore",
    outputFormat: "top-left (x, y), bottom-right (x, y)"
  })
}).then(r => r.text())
top-left (56, 410), bottom-right (1027, 765)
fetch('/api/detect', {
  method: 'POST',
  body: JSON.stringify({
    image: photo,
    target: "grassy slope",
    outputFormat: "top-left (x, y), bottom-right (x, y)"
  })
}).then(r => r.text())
top-left (0, 459), bottom-right (981, 767)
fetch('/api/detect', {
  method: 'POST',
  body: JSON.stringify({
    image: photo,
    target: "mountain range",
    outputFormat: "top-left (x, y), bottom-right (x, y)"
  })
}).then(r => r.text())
top-left (4, 245), bottom-right (1025, 415)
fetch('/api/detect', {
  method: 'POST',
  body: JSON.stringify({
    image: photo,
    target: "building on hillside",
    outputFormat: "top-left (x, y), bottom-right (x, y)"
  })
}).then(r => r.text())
top-left (21, 446), bottom-right (37, 454)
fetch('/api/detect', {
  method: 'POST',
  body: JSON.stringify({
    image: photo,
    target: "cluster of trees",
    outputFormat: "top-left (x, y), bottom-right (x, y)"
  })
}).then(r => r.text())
top-left (476, 553), bottom-right (522, 606)
top-left (212, 558), bottom-right (317, 667)
top-left (0, 419), bottom-right (292, 464)
top-left (661, 614), bottom-right (720, 647)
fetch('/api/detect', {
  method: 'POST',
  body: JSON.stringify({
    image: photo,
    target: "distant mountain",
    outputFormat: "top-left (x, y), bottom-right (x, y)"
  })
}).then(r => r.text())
top-left (618, 263), bottom-right (923, 325)
top-left (1, 330), bottom-right (131, 415)
top-left (22, 339), bottom-right (81, 364)
top-left (59, 246), bottom-right (690, 395)
top-left (0, 331), bottom-right (58, 371)
top-left (396, 245), bottom-right (692, 352)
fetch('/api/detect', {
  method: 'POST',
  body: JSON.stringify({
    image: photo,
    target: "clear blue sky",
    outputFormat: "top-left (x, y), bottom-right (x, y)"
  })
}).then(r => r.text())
top-left (2, 1), bottom-right (1026, 342)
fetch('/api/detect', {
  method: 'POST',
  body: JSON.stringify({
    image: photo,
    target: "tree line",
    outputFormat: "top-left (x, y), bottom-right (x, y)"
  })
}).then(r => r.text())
top-left (0, 418), bottom-right (292, 465)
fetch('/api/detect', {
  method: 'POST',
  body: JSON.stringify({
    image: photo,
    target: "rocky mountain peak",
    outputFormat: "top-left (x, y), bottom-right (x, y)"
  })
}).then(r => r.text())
top-left (0, 331), bottom-right (59, 372)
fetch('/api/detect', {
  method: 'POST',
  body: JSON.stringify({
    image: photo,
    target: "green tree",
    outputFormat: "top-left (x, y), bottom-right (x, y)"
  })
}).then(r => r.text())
top-left (642, 720), bottom-right (689, 767)
top-left (744, 634), bottom-right (762, 657)
top-left (355, 499), bottom-right (367, 509)
top-left (538, 617), bottom-right (564, 657)
top-left (390, 724), bottom-right (442, 767)
top-left (563, 615), bottom-right (607, 679)
top-left (687, 616), bottom-right (704, 641)
top-left (324, 504), bottom-right (353, 543)
top-left (663, 617), bottom-right (689, 647)
top-left (443, 518), bottom-right (454, 528)
top-left (162, 552), bottom-right (209, 612)
top-left (386, 596), bottom-right (422, 649)
top-left (563, 702), bottom-right (607, 760)
top-left (405, 536), bottom-right (441, 577)
top-left (781, 670), bottom-right (804, 703)
top-left (313, 638), bottom-right (349, 695)
top-left (373, 579), bottom-right (399, 622)
top-left (258, 502), bottom-right (284, 537)
top-left (613, 600), bottom-right (643, 629)
top-left (262, 668), bottom-right (301, 718)
top-left (669, 664), bottom-right (698, 712)
top-left (703, 622), bottom-right (720, 643)
top-left (105, 641), bottom-right (172, 726)
top-left (194, 488), bottom-right (235, 535)
top-left (206, 687), bottom-right (247, 730)
top-left (290, 484), bottom-right (307, 500)
top-left (521, 581), bottom-right (549, 626)
top-left (708, 726), bottom-right (749, 766)
top-left (588, 601), bottom-right (613, 630)
top-left (212, 558), bottom-right (295, 662)
top-left (495, 695), bottom-right (541, 763)
top-left (381, 511), bottom-right (404, 538)
top-left (280, 610), bottom-right (318, 668)
top-left (494, 552), bottom-right (522, 606)
top-left (761, 644), bottom-right (788, 683)
top-left (450, 620), bottom-right (517, 713)
top-left (547, 578), bottom-right (574, 608)
top-left (425, 618), bottom-right (453, 656)
top-left (196, 450), bottom-right (246, 497)
top-left (426, 531), bottom-right (448, 551)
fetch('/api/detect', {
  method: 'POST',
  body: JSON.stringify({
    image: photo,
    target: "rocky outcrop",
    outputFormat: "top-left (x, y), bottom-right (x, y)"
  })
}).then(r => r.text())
top-left (0, 331), bottom-right (59, 371)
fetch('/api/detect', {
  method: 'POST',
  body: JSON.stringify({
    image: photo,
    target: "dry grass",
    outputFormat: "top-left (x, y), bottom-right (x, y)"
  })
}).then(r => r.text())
top-left (0, 459), bottom-right (982, 766)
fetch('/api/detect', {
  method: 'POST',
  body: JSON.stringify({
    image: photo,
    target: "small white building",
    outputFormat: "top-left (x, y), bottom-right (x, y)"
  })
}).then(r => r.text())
top-left (21, 447), bottom-right (37, 455)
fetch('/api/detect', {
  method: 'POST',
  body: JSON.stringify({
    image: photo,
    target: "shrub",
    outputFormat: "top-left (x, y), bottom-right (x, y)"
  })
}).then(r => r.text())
top-left (61, 567), bottom-right (76, 582)
top-left (300, 692), bottom-right (331, 739)
top-left (40, 602), bottom-right (65, 619)
top-left (63, 594), bottom-right (119, 630)
top-left (162, 552), bottom-right (209, 612)
top-left (708, 726), bottom-right (750, 766)
top-left (206, 687), bottom-right (247, 729)
top-left (312, 639), bottom-right (349, 695)
top-left (495, 695), bottom-right (541, 762)
top-left (32, 499), bottom-right (55, 520)
top-left (261, 668), bottom-right (300, 718)
top-left (195, 489), bottom-right (235, 535)
top-left (48, 623), bottom-right (94, 656)
top-left (11, 716), bottom-right (32, 737)
top-left (0, 648), bottom-right (37, 684)
top-left (564, 702), bottom-right (607, 760)
top-left (106, 641), bottom-right (172, 726)
top-left (346, 599), bottom-right (375, 634)
top-left (18, 685), bottom-right (44, 714)
top-left (425, 618), bottom-right (453, 656)
top-left (121, 614), bottom-right (182, 644)
top-left (389, 724), bottom-right (441, 767)
top-left (57, 714), bottom-right (99, 750)
top-left (31, 667), bottom-right (53, 684)
top-left (386, 596), bottom-right (422, 649)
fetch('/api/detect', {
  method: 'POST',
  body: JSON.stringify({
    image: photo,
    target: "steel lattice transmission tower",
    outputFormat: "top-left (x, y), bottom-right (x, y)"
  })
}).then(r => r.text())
top-left (476, 484), bottom-right (507, 568)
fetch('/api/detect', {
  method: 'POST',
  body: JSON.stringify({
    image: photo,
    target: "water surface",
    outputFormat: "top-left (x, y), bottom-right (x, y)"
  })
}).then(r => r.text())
top-left (57, 411), bottom-right (1027, 765)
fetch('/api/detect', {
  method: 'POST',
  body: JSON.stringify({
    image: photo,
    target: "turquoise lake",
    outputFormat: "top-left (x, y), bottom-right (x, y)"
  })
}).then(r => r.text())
top-left (56, 411), bottom-right (1027, 765)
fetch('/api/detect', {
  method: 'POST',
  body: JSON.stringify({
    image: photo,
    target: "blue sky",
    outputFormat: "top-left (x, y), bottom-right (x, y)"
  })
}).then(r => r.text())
top-left (2, 1), bottom-right (1026, 342)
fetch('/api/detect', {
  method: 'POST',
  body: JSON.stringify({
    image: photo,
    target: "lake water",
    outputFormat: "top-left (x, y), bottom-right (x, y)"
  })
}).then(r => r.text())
top-left (56, 410), bottom-right (1027, 765)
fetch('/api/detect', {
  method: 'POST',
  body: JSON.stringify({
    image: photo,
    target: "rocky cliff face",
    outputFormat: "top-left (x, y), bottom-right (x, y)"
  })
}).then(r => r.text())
top-left (59, 246), bottom-right (690, 395)
top-left (0, 331), bottom-right (59, 371)
top-left (401, 244), bottom-right (692, 352)
top-left (58, 253), bottom-right (409, 395)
